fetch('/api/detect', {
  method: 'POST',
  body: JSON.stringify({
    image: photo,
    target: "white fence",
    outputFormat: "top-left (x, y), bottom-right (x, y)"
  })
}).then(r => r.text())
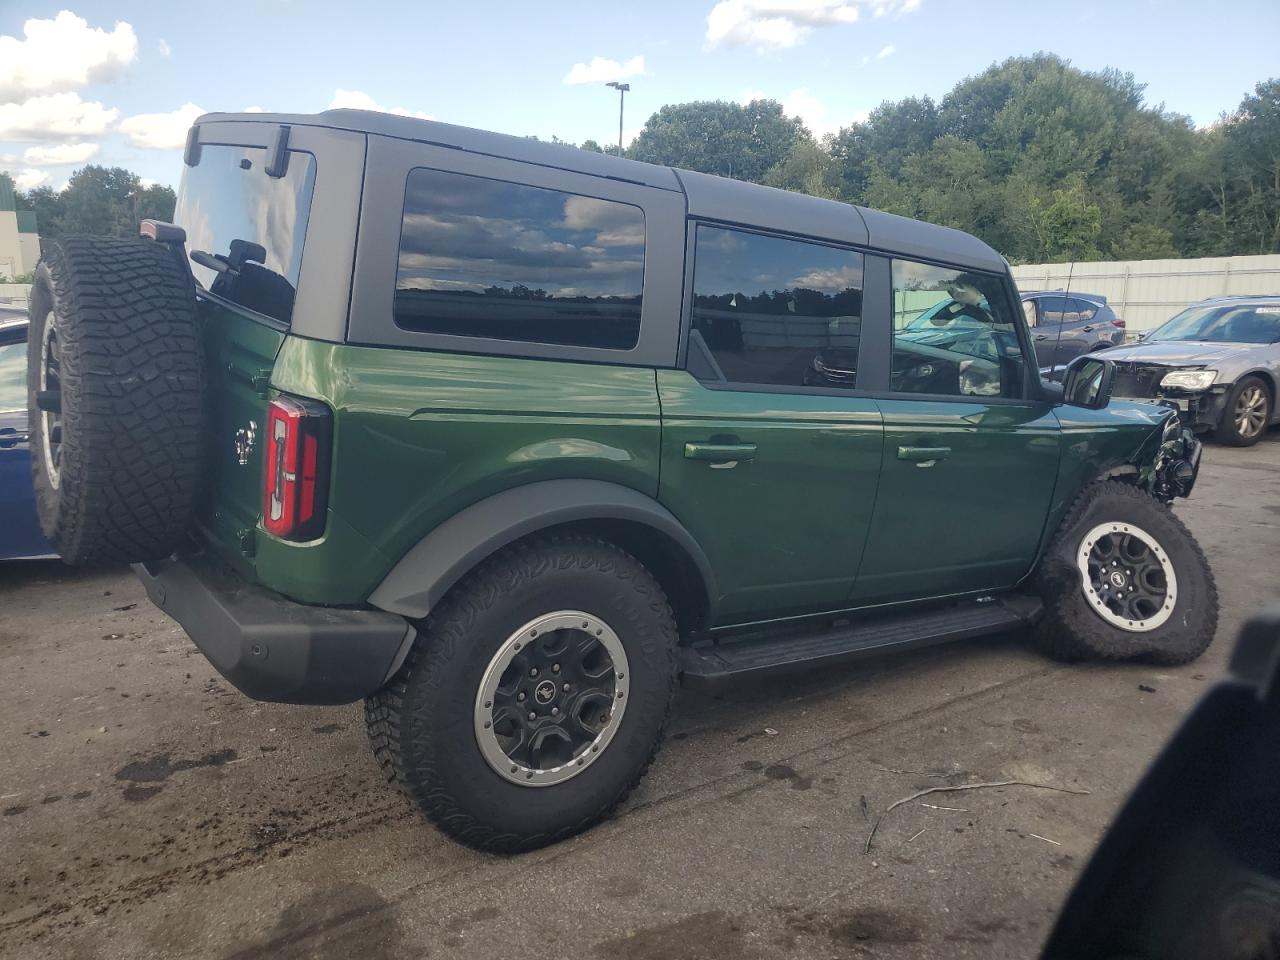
top-left (1010, 254), bottom-right (1280, 334)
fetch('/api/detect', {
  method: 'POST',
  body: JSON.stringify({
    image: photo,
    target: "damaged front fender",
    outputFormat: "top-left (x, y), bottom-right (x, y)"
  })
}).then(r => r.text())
top-left (1140, 412), bottom-right (1202, 503)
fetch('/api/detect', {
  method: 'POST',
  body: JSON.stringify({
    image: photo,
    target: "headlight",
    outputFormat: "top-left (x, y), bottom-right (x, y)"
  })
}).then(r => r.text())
top-left (1160, 369), bottom-right (1217, 391)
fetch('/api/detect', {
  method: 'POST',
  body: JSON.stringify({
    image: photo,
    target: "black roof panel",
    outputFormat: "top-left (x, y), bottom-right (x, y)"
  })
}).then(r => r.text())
top-left (195, 110), bottom-right (1008, 272)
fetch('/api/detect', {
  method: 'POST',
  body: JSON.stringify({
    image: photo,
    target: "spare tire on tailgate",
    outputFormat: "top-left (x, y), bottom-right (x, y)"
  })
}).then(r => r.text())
top-left (27, 236), bottom-right (205, 565)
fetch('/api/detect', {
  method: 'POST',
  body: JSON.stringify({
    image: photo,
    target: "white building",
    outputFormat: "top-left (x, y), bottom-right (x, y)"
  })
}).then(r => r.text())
top-left (0, 177), bottom-right (39, 280)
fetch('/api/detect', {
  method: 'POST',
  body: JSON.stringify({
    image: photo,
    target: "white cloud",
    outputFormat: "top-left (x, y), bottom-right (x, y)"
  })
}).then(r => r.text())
top-left (157, 38), bottom-right (171, 58)
top-left (22, 142), bottom-right (99, 166)
top-left (328, 89), bottom-right (433, 120)
top-left (15, 168), bottom-right (49, 190)
top-left (563, 55), bottom-right (645, 86)
top-left (706, 0), bottom-right (857, 49)
top-left (118, 102), bottom-right (205, 149)
top-left (242, 105), bottom-right (266, 113)
top-left (875, 43), bottom-right (895, 59)
top-left (740, 86), bottom-right (865, 137)
top-left (0, 93), bottom-right (118, 141)
top-left (0, 11), bottom-right (137, 101)
top-left (705, 0), bottom-right (920, 50)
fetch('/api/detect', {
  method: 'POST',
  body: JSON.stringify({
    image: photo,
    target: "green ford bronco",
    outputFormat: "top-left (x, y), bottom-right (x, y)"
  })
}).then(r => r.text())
top-left (27, 110), bottom-right (1215, 852)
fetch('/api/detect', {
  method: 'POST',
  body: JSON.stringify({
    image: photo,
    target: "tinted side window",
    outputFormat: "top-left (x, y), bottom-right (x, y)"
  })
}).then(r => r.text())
top-left (891, 260), bottom-right (1026, 399)
top-left (1039, 296), bottom-right (1069, 326)
top-left (690, 225), bottom-right (864, 389)
top-left (394, 168), bottom-right (645, 350)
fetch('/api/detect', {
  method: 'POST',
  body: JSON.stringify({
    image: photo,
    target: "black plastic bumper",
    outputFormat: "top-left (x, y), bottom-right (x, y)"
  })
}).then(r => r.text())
top-left (134, 555), bottom-right (414, 705)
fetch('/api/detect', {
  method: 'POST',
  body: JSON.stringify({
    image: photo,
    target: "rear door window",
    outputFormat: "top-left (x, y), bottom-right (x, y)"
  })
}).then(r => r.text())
top-left (689, 225), bottom-right (864, 389)
top-left (394, 168), bottom-right (645, 350)
top-left (175, 145), bottom-right (316, 326)
top-left (1038, 296), bottom-right (1069, 326)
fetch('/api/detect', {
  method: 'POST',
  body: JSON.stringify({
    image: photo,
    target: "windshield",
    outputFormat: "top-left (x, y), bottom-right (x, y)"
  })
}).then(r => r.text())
top-left (1147, 303), bottom-right (1280, 345)
top-left (0, 338), bottom-right (24, 411)
top-left (173, 144), bottom-right (317, 325)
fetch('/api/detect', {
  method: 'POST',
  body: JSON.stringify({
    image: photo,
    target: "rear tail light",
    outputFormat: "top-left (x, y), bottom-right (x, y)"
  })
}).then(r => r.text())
top-left (263, 394), bottom-right (331, 541)
top-left (1111, 318), bottom-right (1126, 328)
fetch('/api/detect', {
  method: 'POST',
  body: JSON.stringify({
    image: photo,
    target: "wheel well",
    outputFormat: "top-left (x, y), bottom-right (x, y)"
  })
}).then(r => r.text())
top-left (1242, 370), bottom-right (1276, 405)
top-left (512, 518), bottom-right (712, 641)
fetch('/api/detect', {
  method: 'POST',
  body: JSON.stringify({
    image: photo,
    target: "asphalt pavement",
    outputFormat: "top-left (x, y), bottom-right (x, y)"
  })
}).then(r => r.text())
top-left (2, 429), bottom-right (1278, 959)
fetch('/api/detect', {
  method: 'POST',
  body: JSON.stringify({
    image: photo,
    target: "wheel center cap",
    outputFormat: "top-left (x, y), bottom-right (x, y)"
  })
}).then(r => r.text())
top-left (1109, 571), bottom-right (1127, 589)
top-left (534, 679), bottom-right (557, 705)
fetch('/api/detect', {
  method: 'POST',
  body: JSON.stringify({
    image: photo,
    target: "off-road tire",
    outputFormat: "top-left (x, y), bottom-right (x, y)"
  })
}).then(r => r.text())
top-left (27, 237), bottom-right (204, 565)
top-left (1034, 481), bottom-right (1217, 665)
top-left (1216, 375), bottom-right (1272, 447)
top-left (365, 534), bottom-right (678, 853)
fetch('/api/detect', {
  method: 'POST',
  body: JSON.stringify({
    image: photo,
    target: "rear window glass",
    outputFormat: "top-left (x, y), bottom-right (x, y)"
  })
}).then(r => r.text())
top-left (174, 144), bottom-right (316, 325)
top-left (394, 168), bottom-right (645, 350)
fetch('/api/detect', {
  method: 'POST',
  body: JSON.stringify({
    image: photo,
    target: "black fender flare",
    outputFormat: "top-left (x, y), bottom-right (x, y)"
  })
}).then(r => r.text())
top-left (367, 479), bottom-right (718, 621)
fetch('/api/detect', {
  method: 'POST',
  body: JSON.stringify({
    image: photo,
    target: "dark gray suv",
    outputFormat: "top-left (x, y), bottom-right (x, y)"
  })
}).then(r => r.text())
top-left (1022, 291), bottom-right (1125, 375)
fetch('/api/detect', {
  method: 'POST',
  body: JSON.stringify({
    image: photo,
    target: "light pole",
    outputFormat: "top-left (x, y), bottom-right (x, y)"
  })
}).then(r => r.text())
top-left (605, 81), bottom-right (630, 157)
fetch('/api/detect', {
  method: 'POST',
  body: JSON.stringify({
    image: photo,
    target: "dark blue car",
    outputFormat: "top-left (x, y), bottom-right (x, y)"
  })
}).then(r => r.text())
top-left (0, 310), bottom-right (55, 560)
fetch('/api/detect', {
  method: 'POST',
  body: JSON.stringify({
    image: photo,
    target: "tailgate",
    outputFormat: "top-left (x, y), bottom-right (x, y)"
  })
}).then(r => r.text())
top-left (198, 298), bottom-right (286, 572)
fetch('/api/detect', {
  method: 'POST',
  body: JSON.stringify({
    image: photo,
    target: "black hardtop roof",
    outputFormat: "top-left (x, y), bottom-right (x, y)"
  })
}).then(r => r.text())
top-left (195, 109), bottom-right (1007, 273)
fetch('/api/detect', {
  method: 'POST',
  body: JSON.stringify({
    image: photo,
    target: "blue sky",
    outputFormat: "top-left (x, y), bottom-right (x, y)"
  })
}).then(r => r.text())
top-left (2, 1), bottom-right (1278, 190)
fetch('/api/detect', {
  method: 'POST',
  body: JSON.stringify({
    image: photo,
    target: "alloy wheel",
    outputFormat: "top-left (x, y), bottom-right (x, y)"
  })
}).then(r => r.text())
top-left (1077, 522), bottom-right (1177, 632)
top-left (1234, 385), bottom-right (1268, 439)
top-left (38, 314), bottom-right (63, 490)
top-left (474, 610), bottom-right (629, 787)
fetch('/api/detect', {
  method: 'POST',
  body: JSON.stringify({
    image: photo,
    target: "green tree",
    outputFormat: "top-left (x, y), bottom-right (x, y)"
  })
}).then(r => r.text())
top-left (628, 99), bottom-right (809, 182)
top-left (762, 139), bottom-right (839, 199)
top-left (15, 166), bottom-right (176, 239)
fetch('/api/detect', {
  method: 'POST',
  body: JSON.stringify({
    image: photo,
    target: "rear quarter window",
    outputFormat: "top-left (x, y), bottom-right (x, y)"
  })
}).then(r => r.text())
top-left (393, 168), bottom-right (645, 350)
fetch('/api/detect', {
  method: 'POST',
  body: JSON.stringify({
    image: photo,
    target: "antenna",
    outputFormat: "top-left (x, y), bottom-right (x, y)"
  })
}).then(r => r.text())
top-left (1052, 258), bottom-right (1075, 380)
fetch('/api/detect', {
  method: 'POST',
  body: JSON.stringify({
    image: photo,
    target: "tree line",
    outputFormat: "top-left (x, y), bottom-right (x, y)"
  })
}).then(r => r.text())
top-left (5, 55), bottom-right (1276, 266)
top-left (617, 55), bottom-right (1279, 264)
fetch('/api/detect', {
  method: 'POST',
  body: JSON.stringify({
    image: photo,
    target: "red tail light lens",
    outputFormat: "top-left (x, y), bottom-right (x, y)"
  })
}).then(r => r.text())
top-left (1111, 318), bottom-right (1126, 328)
top-left (263, 394), bottom-right (331, 541)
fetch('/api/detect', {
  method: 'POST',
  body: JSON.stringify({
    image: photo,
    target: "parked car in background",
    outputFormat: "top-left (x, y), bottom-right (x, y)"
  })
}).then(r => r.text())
top-left (1098, 295), bottom-right (1280, 446)
top-left (1020, 291), bottom-right (1125, 377)
top-left (0, 312), bottom-right (55, 560)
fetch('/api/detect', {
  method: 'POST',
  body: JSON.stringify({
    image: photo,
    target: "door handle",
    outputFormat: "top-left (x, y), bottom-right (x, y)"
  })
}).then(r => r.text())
top-left (1034, 334), bottom-right (1049, 341)
top-left (1082, 325), bottom-right (1094, 332)
top-left (0, 429), bottom-right (27, 449)
top-left (684, 441), bottom-right (757, 465)
top-left (897, 445), bottom-right (951, 466)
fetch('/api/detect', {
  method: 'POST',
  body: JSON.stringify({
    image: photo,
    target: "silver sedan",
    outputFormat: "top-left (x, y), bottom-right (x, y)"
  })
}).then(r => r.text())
top-left (1096, 295), bottom-right (1280, 446)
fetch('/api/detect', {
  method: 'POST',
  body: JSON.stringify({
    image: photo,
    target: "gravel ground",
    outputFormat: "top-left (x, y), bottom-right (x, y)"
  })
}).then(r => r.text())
top-left (2, 429), bottom-right (1278, 960)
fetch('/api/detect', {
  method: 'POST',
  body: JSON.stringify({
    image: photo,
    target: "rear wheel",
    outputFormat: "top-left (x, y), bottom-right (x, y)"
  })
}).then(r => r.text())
top-left (365, 534), bottom-right (677, 852)
top-left (1034, 481), bottom-right (1217, 664)
top-left (1217, 375), bottom-right (1271, 447)
top-left (27, 237), bottom-right (204, 564)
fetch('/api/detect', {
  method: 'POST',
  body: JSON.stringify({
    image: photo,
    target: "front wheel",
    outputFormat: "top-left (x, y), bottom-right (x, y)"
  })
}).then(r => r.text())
top-left (365, 534), bottom-right (677, 852)
top-left (1034, 481), bottom-right (1218, 665)
top-left (1217, 375), bottom-right (1272, 447)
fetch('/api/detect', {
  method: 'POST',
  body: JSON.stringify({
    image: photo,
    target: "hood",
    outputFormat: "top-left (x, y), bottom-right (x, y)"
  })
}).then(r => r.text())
top-left (1100, 340), bottom-right (1255, 366)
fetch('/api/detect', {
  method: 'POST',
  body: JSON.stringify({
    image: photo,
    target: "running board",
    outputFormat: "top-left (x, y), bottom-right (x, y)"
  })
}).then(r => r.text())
top-left (678, 596), bottom-right (1042, 686)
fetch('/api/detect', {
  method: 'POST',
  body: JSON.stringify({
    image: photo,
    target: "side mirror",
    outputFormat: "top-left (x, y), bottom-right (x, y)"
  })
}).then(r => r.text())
top-left (1137, 331), bottom-right (1149, 341)
top-left (1043, 609), bottom-right (1280, 959)
top-left (1062, 356), bottom-right (1115, 409)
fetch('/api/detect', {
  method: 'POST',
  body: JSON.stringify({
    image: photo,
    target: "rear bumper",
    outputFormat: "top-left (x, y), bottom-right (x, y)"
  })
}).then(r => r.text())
top-left (134, 554), bottom-right (414, 705)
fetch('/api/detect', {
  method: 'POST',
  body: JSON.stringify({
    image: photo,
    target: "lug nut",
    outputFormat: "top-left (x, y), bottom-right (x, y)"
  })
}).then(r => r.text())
top-left (552, 663), bottom-right (560, 674)
top-left (528, 711), bottom-right (536, 721)
top-left (517, 692), bottom-right (526, 702)
top-left (529, 667), bottom-right (539, 678)
top-left (562, 682), bottom-right (570, 691)
top-left (551, 707), bottom-right (560, 717)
